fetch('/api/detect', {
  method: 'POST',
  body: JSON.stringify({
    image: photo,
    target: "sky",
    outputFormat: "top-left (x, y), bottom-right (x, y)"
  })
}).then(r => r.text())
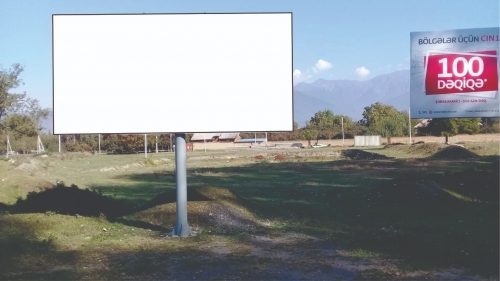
top-left (0, 0), bottom-right (499, 110)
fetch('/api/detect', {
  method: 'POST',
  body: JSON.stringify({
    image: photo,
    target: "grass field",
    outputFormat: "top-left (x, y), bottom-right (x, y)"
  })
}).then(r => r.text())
top-left (0, 141), bottom-right (499, 280)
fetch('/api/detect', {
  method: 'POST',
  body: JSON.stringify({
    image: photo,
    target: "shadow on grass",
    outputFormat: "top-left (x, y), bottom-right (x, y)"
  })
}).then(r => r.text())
top-left (8, 182), bottom-right (135, 218)
top-left (0, 215), bottom-right (78, 280)
top-left (116, 157), bottom-right (498, 275)
top-left (3, 180), bottom-right (212, 233)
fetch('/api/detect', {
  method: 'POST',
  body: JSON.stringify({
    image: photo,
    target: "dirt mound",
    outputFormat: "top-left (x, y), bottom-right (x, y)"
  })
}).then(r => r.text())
top-left (408, 142), bottom-right (443, 156)
top-left (14, 159), bottom-right (42, 172)
top-left (135, 188), bottom-right (211, 212)
top-left (128, 187), bottom-right (260, 234)
top-left (429, 145), bottom-right (479, 160)
top-left (342, 149), bottom-right (393, 160)
top-left (9, 182), bottom-right (134, 218)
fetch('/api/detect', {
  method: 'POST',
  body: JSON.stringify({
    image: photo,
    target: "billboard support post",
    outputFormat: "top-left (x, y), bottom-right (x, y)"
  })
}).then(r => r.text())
top-left (408, 108), bottom-right (412, 145)
top-left (341, 117), bottom-right (345, 146)
top-left (172, 133), bottom-right (191, 236)
top-left (144, 134), bottom-right (147, 158)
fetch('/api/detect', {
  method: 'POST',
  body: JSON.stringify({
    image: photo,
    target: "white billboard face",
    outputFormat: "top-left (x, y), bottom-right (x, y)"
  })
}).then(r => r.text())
top-left (410, 27), bottom-right (499, 118)
top-left (53, 13), bottom-right (293, 134)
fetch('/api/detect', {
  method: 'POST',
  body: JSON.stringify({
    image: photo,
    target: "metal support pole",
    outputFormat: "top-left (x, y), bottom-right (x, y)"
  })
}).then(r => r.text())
top-left (172, 133), bottom-right (191, 236)
top-left (156, 135), bottom-right (158, 153)
top-left (342, 117), bottom-right (345, 146)
top-left (170, 133), bottom-right (173, 152)
top-left (98, 134), bottom-right (101, 154)
top-left (144, 134), bottom-right (147, 158)
top-left (408, 107), bottom-right (412, 145)
top-left (58, 135), bottom-right (61, 153)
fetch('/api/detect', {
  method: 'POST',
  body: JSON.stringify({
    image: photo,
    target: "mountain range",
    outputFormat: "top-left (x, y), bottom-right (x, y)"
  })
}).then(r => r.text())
top-left (41, 69), bottom-right (410, 133)
top-left (293, 69), bottom-right (410, 124)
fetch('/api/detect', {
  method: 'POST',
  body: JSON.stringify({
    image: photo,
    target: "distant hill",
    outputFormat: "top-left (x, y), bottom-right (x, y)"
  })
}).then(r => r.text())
top-left (293, 69), bottom-right (410, 123)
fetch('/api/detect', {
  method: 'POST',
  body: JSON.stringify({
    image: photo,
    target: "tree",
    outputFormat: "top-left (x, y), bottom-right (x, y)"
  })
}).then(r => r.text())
top-left (0, 64), bottom-right (24, 122)
top-left (360, 102), bottom-right (409, 137)
top-left (2, 113), bottom-right (38, 138)
top-left (1, 64), bottom-right (51, 133)
top-left (310, 110), bottom-right (337, 128)
top-left (421, 118), bottom-right (481, 144)
top-left (302, 129), bottom-right (318, 148)
top-left (480, 117), bottom-right (500, 133)
top-left (307, 110), bottom-right (346, 140)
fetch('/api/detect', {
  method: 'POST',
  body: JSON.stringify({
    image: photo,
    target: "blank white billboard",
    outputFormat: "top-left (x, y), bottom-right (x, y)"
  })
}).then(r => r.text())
top-left (53, 13), bottom-right (293, 134)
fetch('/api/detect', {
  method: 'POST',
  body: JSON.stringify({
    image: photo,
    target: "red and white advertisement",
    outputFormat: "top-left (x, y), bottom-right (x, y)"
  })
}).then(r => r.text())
top-left (410, 28), bottom-right (499, 118)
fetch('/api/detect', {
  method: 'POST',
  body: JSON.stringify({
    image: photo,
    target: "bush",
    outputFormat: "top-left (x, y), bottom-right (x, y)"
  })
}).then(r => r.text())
top-left (274, 154), bottom-right (285, 162)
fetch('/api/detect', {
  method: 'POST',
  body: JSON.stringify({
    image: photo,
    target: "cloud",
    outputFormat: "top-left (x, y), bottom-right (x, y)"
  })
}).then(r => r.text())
top-left (354, 66), bottom-right (370, 79)
top-left (293, 69), bottom-right (313, 85)
top-left (312, 59), bottom-right (332, 73)
top-left (293, 69), bottom-right (302, 77)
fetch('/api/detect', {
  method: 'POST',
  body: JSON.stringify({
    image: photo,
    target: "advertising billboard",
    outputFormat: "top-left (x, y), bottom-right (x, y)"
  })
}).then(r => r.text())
top-left (410, 27), bottom-right (499, 118)
top-left (53, 13), bottom-right (293, 134)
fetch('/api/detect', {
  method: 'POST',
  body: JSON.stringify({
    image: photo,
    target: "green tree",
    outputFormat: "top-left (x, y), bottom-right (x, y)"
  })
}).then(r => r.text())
top-left (421, 118), bottom-right (481, 143)
top-left (360, 102), bottom-right (409, 137)
top-left (308, 110), bottom-right (347, 140)
top-left (480, 117), bottom-right (500, 133)
top-left (2, 113), bottom-right (38, 138)
top-left (1, 64), bottom-right (50, 133)
top-left (302, 129), bottom-right (318, 148)
top-left (310, 109), bottom-right (337, 128)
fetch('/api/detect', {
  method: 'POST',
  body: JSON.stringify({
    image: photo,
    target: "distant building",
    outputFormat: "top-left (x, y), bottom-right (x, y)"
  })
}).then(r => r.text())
top-left (190, 133), bottom-right (241, 143)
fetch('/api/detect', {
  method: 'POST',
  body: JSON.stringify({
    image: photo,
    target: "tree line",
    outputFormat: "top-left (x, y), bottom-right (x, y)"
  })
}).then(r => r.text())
top-left (1, 64), bottom-right (498, 153)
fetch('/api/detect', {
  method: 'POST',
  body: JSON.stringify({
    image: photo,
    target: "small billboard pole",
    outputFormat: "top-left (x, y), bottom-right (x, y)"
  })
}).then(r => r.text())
top-left (156, 135), bottom-right (158, 153)
top-left (144, 134), bottom-right (147, 158)
top-left (37, 135), bottom-right (45, 154)
top-left (170, 133), bottom-right (173, 152)
top-left (172, 133), bottom-right (192, 236)
top-left (408, 107), bottom-right (412, 145)
top-left (98, 134), bottom-right (101, 154)
top-left (6, 135), bottom-right (13, 158)
top-left (58, 135), bottom-right (61, 153)
top-left (341, 117), bottom-right (345, 146)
